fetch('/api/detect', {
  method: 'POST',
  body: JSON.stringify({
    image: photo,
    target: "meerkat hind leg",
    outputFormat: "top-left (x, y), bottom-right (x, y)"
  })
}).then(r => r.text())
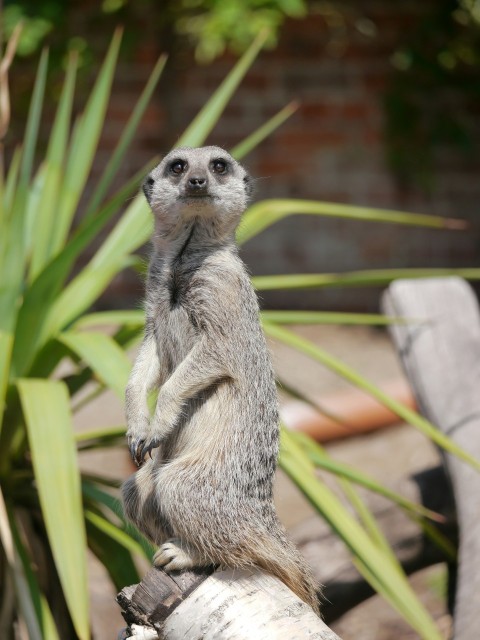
top-left (154, 538), bottom-right (208, 572)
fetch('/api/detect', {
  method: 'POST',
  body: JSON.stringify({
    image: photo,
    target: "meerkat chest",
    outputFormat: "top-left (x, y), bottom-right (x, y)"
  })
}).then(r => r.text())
top-left (148, 261), bottom-right (200, 370)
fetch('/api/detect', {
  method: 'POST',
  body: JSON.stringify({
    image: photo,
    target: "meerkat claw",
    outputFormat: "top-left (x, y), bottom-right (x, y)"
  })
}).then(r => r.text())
top-left (153, 540), bottom-right (196, 571)
top-left (127, 436), bottom-right (145, 466)
top-left (144, 438), bottom-right (160, 460)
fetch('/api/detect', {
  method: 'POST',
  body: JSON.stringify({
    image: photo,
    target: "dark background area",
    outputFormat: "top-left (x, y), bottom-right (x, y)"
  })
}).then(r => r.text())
top-left (5, 0), bottom-right (480, 310)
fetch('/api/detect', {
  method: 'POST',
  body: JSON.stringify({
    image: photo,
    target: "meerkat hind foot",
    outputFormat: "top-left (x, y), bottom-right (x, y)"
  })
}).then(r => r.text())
top-left (154, 538), bottom-right (205, 572)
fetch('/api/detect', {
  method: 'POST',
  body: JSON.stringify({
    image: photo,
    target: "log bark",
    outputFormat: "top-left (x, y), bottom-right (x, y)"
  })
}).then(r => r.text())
top-left (117, 567), bottom-right (341, 639)
top-left (382, 276), bottom-right (480, 640)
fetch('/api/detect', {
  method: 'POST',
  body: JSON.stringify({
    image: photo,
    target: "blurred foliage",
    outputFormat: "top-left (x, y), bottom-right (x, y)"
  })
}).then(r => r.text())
top-left (171, 0), bottom-right (307, 62)
top-left (4, 0), bottom-right (480, 187)
top-left (384, 0), bottom-right (480, 186)
top-left (3, 0), bottom-right (306, 63)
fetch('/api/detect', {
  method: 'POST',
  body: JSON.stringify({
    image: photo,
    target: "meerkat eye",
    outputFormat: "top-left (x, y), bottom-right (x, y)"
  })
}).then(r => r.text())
top-left (211, 160), bottom-right (227, 174)
top-left (170, 160), bottom-right (186, 175)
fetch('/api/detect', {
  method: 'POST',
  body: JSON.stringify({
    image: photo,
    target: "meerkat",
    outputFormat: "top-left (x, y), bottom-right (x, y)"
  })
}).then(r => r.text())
top-left (122, 146), bottom-right (320, 614)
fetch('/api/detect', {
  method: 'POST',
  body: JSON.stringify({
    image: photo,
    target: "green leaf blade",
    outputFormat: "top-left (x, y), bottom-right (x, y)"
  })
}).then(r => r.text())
top-left (291, 430), bottom-right (444, 522)
top-left (0, 331), bottom-right (13, 434)
top-left (237, 198), bottom-right (467, 245)
top-left (177, 30), bottom-right (268, 147)
top-left (73, 310), bottom-right (145, 331)
top-left (38, 196), bottom-right (150, 340)
top-left (280, 429), bottom-right (443, 640)
top-left (52, 30), bottom-right (122, 253)
top-left (59, 331), bottom-right (131, 398)
top-left (29, 53), bottom-right (78, 280)
top-left (17, 379), bottom-right (90, 640)
top-left (261, 310), bottom-right (414, 326)
top-left (12, 162), bottom-right (150, 377)
top-left (267, 322), bottom-right (480, 472)
top-left (83, 54), bottom-right (167, 220)
top-left (253, 268), bottom-right (480, 291)
top-left (19, 49), bottom-right (49, 188)
top-left (0, 50), bottom-right (49, 333)
top-left (230, 101), bottom-right (299, 160)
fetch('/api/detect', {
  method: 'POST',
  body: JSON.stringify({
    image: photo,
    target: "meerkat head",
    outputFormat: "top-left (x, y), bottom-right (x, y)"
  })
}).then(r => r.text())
top-left (143, 146), bottom-right (252, 240)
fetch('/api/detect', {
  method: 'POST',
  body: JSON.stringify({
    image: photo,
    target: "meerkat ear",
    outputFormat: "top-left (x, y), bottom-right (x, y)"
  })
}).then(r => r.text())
top-left (243, 174), bottom-right (254, 199)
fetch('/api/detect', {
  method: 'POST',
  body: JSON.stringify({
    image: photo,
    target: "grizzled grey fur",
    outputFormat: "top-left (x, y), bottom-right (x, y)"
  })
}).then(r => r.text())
top-left (122, 146), bottom-right (320, 613)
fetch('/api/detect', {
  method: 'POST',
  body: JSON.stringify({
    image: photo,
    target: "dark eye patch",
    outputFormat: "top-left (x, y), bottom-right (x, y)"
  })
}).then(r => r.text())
top-left (211, 159), bottom-right (228, 174)
top-left (169, 160), bottom-right (187, 175)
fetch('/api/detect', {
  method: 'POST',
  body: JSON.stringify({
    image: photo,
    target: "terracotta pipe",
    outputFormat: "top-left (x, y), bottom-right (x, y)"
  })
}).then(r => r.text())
top-left (280, 378), bottom-right (416, 442)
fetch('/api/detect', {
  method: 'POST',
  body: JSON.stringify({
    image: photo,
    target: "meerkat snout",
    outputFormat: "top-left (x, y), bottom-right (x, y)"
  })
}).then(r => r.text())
top-left (186, 174), bottom-right (208, 195)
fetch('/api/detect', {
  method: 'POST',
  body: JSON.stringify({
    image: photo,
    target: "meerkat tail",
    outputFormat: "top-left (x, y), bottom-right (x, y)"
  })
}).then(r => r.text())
top-left (248, 536), bottom-right (321, 615)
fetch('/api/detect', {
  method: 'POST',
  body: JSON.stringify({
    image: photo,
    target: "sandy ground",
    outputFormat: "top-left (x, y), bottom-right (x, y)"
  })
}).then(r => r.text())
top-left (76, 325), bottom-right (450, 639)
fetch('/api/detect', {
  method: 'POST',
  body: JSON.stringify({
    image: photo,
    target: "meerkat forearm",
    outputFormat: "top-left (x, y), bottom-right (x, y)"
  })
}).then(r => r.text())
top-left (150, 336), bottom-right (230, 439)
top-left (126, 330), bottom-right (162, 443)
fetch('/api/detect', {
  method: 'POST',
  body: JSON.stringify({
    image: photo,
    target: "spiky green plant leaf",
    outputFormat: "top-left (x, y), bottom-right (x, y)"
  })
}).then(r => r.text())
top-left (266, 321), bottom-right (480, 472)
top-left (0, 49), bottom-right (48, 333)
top-left (253, 268), bottom-right (480, 291)
top-left (237, 199), bottom-right (466, 245)
top-left (73, 310), bottom-right (145, 331)
top-left (51, 30), bottom-right (122, 254)
top-left (177, 30), bottom-right (268, 147)
top-left (289, 430), bottom-right (444, 522)
top-left (280, 428), bottom-right (443, 640)
top-left (59, 331), bottom-right (131, 399)
top-left (0, 332), bottom-right (13, 434)
top-left (83, 54), bottom-right (167, 221)
top-left (29, 52), bottom-right (77, 280)
top-left (230, 101), bottom-right (299, 160)
top-left (261, 310), bottom-right (415, 326)
top-left (76, 425), bottom-right (126, 449)
top-left (85, 517), bottom-right (140, 591)
top-left (7, 509), bottom-right (61, 640)
top-left (13, 162), bottom-right (151, 377)
top-left (17, 379), bottom-right (90, 640)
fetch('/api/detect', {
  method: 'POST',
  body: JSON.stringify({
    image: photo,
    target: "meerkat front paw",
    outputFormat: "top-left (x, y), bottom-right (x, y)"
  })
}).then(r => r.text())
top-left (127, 430), bottom-right (161, 467)
top-left (154, 539), bottom-right (200, 571)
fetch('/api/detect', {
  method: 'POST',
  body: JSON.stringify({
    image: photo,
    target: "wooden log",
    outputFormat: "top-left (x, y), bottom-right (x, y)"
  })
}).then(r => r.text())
top-left (117, 567), bottom-right (341, 640)
top-left (382, 276), bottom-right (480, 640)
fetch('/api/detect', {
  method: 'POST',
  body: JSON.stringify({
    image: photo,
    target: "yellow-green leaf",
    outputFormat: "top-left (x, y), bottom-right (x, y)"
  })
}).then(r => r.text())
top-left (237, 199), bottom-right (466, 245)
top-left (253, 268), bottom-right (480, 291)
top-left (0, 331), bottom-right (13, 434)
top-left (60, 331), bottom-right (131, 398)
top-left (177, 30), bottom-right (268, 147)
top-left (230, 101), bottom-right (298, 160)
top-left (267, 322), bottom-right (480, 472)
top-left (280, 429), bottom-right (443, 640)
top-left (17, 379), bottom-right (90, 640)
top-left (73, 310), bottom-right (145, 331)
top-left (261, 310), bottom-right (415, 326)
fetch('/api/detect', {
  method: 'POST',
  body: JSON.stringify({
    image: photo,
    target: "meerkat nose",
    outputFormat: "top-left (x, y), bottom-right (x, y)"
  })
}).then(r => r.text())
top-left (142, 175), bottom-right (155, 202)
top-left (188, 176), bottom-right (207, 188)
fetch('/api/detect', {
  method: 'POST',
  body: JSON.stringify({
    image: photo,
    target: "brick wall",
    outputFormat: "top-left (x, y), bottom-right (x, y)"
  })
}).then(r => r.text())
top-left (16, 1), bottom-right (480, 311)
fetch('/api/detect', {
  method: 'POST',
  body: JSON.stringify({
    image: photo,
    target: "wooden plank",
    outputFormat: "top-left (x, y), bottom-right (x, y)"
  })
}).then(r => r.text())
top-left (382, 276), bottom-right (480, 640)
